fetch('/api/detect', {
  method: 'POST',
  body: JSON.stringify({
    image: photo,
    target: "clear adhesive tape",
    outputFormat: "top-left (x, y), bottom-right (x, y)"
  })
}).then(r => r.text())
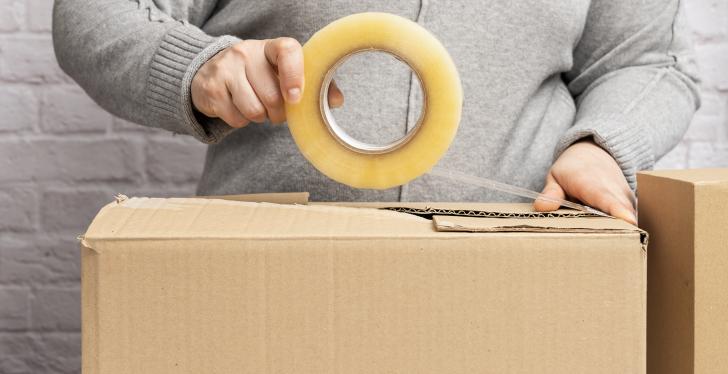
top-left (285, 12), bottom-right (462, 189)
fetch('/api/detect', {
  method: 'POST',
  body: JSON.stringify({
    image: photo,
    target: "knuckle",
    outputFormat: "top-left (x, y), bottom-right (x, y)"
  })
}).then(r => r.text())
top-left (208, 86), bottom-right (227, 100)
top-left (276, 37), bottom-right (300, 53)
top-left (244, 105), bottom-right (267, 121)
top-left (230, 118), bottom-right (248, 128)
top-left (206, 102), bottom-right (220, 116)
top-left (260, 90), bottom-right (283, 106)
top-left (200, 80), bottom-right (217, 95)
top-left (220, 110), bottom-right (246, 128)
top-left (196, 76), bottom-right (222, 96)
top-left (228, 42), bottom-right (250, 60)
top-left (201, 60), bottom-right (221, 76)
top-left (194, 101), bottom-right (214, 117)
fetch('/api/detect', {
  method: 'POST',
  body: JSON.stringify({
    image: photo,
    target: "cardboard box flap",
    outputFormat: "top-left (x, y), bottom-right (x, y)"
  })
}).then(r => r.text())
top-left (82, 196), bottom-right (433, 249)
top-left (198, 192), bottom-right (309, 204)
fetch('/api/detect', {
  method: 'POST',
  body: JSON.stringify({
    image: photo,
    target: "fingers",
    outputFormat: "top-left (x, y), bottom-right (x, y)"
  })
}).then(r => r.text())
top-left (534, 173), bottom-right (566, 212)
top-left (245, 52), bottom-right (286, 124)
top-left (190, 67), bottom-right (250, 128)
top-left (191, 38), bottom-right (306, 128)
top-left (589, 190), bottom-right (637, 225)
top-left (569, 176), bottom-right (637, 225)
top-left (607, 186), bottom-right (637, 225)
top-left (264, 37), bottom-right (305, 103)
top-left (226, 70), bottom-right (267, 124)
top-left (192, 38), bottom-right (343, 126)
top-left (608, 200), bottom-right (638, 225)
top-left (545, 140), bottom-right (639, 225)
top-left (328, 80), bottom-right (345, 108)
top-left (211, 93), bottom-right (250, 128)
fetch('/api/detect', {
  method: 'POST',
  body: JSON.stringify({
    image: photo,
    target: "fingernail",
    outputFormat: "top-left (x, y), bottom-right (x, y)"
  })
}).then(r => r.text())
top-left (628, 210), bottom-right (638, 225)
top-left (287, 88), bottom-right (301, 103)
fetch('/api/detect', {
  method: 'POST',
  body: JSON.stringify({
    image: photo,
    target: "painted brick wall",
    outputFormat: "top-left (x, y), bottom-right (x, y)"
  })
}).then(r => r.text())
top-left (0, 1), bottom-right (726, 372)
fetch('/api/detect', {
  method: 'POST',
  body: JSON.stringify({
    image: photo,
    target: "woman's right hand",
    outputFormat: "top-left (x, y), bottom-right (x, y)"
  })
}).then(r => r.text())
top-left (191, 37), bottom-right (344, 128)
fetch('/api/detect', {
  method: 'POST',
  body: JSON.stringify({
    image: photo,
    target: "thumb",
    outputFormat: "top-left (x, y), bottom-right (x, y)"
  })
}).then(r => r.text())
top-left (534, 173), bottom-right (566, 212)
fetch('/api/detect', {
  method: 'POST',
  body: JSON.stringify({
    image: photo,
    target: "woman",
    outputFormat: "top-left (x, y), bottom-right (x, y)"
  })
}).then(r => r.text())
top-left (52, 0), bottom-right (700, 224)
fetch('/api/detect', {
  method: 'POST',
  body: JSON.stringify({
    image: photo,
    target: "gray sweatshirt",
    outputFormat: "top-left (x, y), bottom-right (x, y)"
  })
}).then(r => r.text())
top-left (52, 0), bottom-right (700, 202)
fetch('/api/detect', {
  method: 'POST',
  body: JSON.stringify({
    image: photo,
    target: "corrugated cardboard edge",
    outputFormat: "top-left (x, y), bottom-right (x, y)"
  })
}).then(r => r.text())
top-left (197, 192), bottom-right (310, 205)
top-left (81, 241), bottom-right (99, 373)
top-left (79, 197), bottom-right (435, 252)
top-left (316, 201), bottom-right (600, 218)
top-left (383, 206), bottom-right (597, 218)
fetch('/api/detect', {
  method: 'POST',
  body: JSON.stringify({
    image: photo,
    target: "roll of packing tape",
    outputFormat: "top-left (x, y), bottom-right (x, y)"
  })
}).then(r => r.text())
top-left (285, 12), bottom-right (462, 189)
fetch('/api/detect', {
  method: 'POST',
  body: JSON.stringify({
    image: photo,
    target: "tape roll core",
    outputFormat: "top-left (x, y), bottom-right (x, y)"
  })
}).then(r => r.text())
top-left (320, 49), bottom-right (427, 155)
top-left (286, 12), bottom-right (462, 189)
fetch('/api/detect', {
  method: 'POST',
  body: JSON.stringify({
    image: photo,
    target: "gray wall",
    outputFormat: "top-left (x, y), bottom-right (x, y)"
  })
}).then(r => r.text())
top-left (1, 0), bottom-right (727, 372)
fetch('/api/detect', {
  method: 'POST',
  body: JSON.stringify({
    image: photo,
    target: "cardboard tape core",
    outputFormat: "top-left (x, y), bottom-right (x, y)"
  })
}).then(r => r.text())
top-left (320, 49), bottom-right (427, 155)
top-left (286, 12), bottom-right (462, 189)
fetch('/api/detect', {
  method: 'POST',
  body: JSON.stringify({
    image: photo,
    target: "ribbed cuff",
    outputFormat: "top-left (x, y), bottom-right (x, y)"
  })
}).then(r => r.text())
top-left (554, 118), bottom-right (655, 190)
top-left (146, 26), bottom-right (241, 144)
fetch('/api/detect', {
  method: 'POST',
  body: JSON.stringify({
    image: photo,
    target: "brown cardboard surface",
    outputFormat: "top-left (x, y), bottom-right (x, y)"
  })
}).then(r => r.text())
top-left (639, 168), bottom-right (728, 374)
top-left (82, 197), bottom-right (646, 374)
top-left (82, 198), bottom-right (431, 245)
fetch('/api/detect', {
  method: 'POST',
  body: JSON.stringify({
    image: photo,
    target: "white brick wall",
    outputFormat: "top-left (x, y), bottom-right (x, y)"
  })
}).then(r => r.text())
top-left (0, 1), bottom-right (726, 372)
top-left (657, 0), bottom-right (728, 169)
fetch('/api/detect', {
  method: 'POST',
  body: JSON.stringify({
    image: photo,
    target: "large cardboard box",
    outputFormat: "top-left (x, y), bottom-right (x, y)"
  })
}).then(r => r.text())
top-left (81, 194), bottom-right (647, 373)
top-left (639, 169), bottom-right (728, 374)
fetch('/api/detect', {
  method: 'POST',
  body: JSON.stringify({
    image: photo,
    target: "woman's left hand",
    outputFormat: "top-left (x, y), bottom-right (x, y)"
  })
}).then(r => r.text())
top-left (533, 139), bottom-right (637, 225)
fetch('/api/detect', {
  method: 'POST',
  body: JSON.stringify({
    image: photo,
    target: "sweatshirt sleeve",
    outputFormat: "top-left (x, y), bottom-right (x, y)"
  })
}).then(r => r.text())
top-left (557, 0), bottom-right (700, 189)
top-left (53, 0), bottom-right (240, 143)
